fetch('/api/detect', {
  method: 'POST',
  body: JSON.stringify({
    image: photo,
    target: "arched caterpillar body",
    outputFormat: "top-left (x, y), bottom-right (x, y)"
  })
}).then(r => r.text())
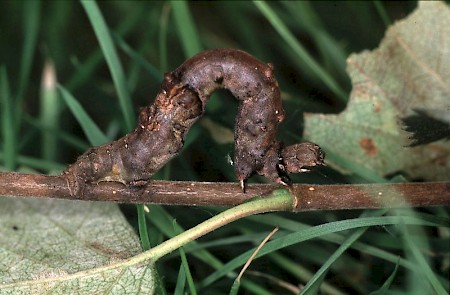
top-left (63, 49), bottom-right (324, 197)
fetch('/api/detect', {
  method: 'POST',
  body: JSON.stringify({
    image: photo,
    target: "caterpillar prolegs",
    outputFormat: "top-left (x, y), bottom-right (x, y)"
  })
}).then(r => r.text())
top-left (63, 49), bottom-right (325, 197)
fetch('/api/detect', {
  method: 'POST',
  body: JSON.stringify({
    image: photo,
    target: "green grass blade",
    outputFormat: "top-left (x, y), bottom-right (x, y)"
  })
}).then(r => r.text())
top-left (58, 85), bottom-right (108, 146)
top-left (159, 3), bottom-right (171, 72)
top-left (146, 205), bottom-right (280, 292)
top-left (402, 223), bottom-right (448, 295)
top-left (170, 0), bottom-right (202, 57)
top-left (81, 0), bottom-right (135, 131)
top-left (113, 32), bottom-right (161, 81)
top-left (238, 280), bottom-right (273, 295)
top-left (66, 5), bottom-right (145, 92)
top-left (66, 51), bottom-right (104, 91)
top-left (199, 215), bottom-right (442, 288)
top-left (174, 264), bottom-right (187, 295)
top-left (178, 246), bottom-right (197, 295)
top-left (15, 0), bottom-right (40, 104)
top-left (12, 1), bottom-right (41, 152)
top-left (0, 66), bottom-right (17, 170)
top-left (0, 152), bottom-right (65, 172)
top-left (24, 115), bottom-right (89, 152)
top-left (137, 204), bottom-right (151, 250)
top-left (369, 259), bottom-right (400, 295)
top-left (373, 1), bottom-right (391, 28)
top-left (253, 1), bottom-right (347, 103)
top-left (300, 210), bottom-right (385, 295)
top-left (40, 61), bottom-right (60, 161)
top-left (282, 1), bottom-right (348, 78)
top-left (269, 252), bottom-right (346, 295)
top-left (254, 212), bottom-right (449, 286)
top-left (146, 205), bottom-right (224, 270)
top-left (229, 279), bottom-right (241, 295)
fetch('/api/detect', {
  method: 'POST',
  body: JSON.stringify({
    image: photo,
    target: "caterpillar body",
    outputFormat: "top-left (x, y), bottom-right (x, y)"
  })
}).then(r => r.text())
top-left (63, 49), bottom-right (324, 197)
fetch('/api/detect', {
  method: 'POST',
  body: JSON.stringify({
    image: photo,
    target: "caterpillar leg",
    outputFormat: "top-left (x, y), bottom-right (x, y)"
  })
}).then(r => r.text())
top-left (63, 170), bottom-right (86, 199)
top-left (239, 178), bottom-right (246, 193)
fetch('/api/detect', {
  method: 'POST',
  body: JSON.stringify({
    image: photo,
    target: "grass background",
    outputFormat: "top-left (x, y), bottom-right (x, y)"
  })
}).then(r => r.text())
top-left (0, 1), bottom-right (448, 294)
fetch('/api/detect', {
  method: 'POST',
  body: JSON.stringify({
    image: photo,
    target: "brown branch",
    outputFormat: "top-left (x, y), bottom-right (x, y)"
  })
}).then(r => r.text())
top-left (0, 172), bottom-right (449, 211)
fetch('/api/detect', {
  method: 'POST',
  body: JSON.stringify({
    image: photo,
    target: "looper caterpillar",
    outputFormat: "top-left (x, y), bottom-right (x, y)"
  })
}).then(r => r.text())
top-left (63, 49), bottom-right (324, 197)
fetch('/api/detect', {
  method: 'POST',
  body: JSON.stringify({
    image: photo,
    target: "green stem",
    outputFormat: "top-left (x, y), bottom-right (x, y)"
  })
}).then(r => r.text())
top-left (143, 189), bottom-right (293, 261)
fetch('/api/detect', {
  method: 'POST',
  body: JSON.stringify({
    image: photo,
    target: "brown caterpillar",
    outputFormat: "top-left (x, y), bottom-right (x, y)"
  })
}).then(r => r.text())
top-left (63, 48), bottom-right (324, 197)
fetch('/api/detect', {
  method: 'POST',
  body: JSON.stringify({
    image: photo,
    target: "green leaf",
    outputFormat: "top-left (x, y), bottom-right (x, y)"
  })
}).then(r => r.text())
top-left (0, 198), bottom-right (154, 294)
top-left (304, 1), bottom-right (450, 181)
top-left (0, 189), bottom-right (294, 293)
